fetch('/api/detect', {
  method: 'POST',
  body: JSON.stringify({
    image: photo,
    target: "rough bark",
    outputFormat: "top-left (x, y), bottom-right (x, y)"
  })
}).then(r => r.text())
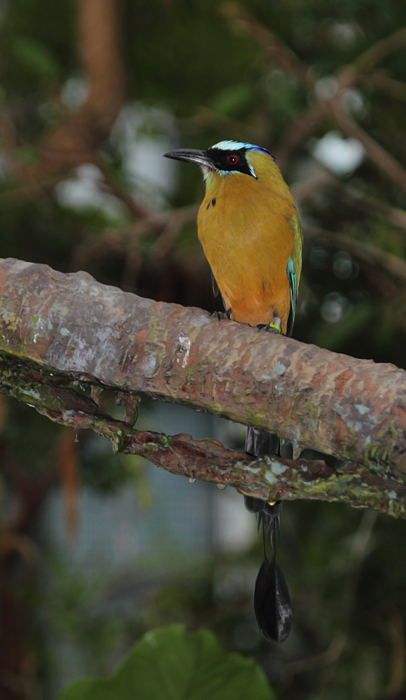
top-left (1, 257), bottom-right (406, 518)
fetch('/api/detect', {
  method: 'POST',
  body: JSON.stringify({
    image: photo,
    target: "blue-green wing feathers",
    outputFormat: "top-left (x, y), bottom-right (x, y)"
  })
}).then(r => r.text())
top-left (286, 256), bottom-right (298, 338)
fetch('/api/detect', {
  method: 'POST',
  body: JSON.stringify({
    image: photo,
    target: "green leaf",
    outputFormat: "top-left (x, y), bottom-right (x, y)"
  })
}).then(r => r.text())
top-left (11, 36), bottom-right (59, 78)
top-left (57, 625), bottom-right (275, 700)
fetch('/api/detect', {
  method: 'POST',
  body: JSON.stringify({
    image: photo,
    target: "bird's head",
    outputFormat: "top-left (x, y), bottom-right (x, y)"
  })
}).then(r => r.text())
top-left (163, 140), bottom-right (276, 183)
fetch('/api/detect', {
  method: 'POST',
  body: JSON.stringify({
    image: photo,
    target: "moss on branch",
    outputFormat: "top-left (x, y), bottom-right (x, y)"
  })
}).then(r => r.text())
top-left (0, 257), bottom-right (406, 517)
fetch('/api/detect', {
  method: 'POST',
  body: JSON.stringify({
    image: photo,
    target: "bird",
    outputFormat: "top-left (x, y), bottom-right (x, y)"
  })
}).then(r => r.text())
top-left (163, 140), bottom-right (302, 642)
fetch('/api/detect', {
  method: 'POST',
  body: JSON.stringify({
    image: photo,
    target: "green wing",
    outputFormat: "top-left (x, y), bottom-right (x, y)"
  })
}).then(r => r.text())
top-left (286, 215), bottom-right (302, 337)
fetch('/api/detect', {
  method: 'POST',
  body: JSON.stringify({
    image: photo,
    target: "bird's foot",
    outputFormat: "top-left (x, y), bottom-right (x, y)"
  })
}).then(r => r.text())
top-left (257, 316), bottom-right (282, 334)
top-left (211, 309), bottom-right (231, 321)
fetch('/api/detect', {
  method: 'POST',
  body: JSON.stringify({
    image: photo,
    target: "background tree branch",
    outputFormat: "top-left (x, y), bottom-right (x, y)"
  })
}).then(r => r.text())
top-left (13, 0), bottom-right (125, 186)
top-left (1, 257), bottom-right (406, 518)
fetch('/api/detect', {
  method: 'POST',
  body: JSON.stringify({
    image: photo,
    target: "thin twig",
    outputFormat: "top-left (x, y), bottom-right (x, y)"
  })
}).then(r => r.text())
top-left (221, 2), bottom-right (315, 89)
top-left (339, 26), bottom-right (406, 88)
top-left (293, 170), bottom-right (406, 235)
top-left (304, 223), bottom-right (406, 283)
top-left (330, 99), bottom-right (406, 193)
top-left (368, 71), bottom-right (406, 102)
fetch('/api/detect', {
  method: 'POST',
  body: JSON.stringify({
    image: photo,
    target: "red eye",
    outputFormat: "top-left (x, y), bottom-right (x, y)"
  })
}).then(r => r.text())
top-left (227, 154), bottom-right (239, 165)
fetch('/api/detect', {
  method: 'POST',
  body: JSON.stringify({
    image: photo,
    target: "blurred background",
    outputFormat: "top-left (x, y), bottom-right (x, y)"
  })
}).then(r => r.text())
top-left (1, 0), bottom-right (406, 698)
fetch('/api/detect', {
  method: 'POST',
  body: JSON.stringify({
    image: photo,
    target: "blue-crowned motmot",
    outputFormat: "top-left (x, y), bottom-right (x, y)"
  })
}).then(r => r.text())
top-left (164, 140), bottom-right (302, 642)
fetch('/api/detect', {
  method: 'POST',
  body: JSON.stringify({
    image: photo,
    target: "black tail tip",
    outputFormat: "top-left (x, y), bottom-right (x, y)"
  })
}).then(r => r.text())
top-left (254, 555), bottom-right (293, 643)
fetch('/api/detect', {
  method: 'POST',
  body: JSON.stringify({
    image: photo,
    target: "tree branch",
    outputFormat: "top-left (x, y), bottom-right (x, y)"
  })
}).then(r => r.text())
top-left (329, 99), bottom-right (406, 193)
top-left (223, 4), bottom-right (406, 192)
top-left (1, 351), bottom-right (404, 518)
top-left (18, 0), bottom-right (126, 181)
top-left (1, 258), bottom-right (406, 517)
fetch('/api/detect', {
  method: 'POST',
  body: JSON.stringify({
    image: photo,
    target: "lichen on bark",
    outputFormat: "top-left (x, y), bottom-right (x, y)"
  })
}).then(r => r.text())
top-left (0, 257), bottom-right (406, 518)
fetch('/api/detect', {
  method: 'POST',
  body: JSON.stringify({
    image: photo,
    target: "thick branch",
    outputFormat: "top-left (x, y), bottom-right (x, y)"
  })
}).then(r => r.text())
top-left (1, 258), bottom-right (406, 516)
top-left (1, 353), bottom-right (404, 518)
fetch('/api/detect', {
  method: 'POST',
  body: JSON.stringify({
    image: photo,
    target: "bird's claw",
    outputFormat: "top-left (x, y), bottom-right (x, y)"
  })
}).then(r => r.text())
top-left (211, 310), bottom-right (230, 321)
top-left (257, 317), bottom-right (282, 334)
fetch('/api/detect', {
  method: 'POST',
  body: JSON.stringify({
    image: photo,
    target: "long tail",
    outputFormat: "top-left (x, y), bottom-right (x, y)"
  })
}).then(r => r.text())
top-left (245, 426), bottom-right (292, 643)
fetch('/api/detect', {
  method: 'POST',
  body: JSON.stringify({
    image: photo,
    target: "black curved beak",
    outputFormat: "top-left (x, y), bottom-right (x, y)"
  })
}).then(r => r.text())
top-left (163, 148), bottom-right (213, 169)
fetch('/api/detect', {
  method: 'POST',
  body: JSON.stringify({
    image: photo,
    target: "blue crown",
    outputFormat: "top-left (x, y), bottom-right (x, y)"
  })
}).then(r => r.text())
top-left (210, 140), bottom-right (275, 161)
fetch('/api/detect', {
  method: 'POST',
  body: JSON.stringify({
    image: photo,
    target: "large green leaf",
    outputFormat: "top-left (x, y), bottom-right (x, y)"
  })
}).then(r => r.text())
top-left (57, 625), bottom-right (275, 700)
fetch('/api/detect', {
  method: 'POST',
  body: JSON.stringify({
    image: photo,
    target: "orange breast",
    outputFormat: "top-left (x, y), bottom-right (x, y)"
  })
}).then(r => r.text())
top-left (197, 160), bottom-right (299, 334)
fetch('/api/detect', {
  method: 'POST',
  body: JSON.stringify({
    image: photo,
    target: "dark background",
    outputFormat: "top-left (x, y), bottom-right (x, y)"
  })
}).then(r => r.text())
top-left (0, 0), bottom-right (406, 698)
